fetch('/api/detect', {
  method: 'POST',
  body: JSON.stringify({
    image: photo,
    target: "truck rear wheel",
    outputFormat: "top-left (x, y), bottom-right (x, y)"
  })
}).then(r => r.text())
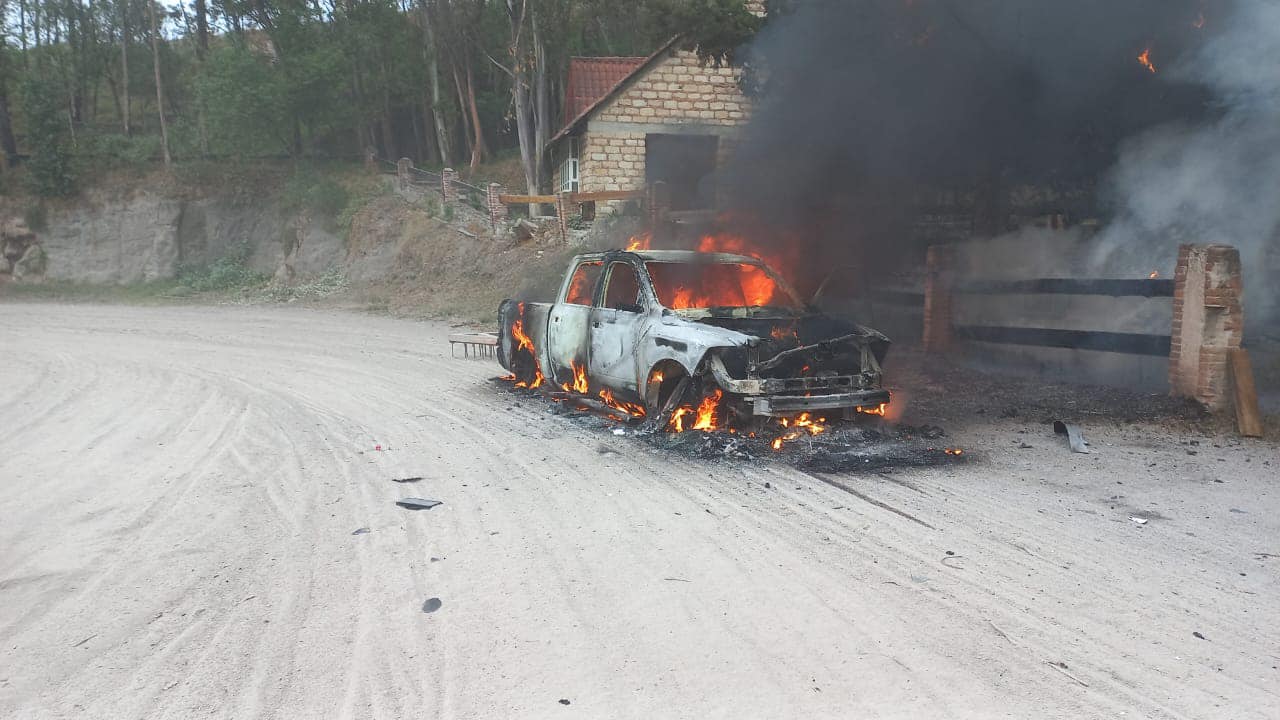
top-left (511, 349), bottom-right (539, 386)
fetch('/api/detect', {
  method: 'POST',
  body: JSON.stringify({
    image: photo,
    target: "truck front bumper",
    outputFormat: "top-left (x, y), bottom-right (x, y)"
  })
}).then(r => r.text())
top-left (748, 389), bottom-right (891, 417)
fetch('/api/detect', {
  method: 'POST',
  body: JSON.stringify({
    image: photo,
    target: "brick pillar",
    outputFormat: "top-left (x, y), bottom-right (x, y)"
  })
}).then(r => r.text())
top-left (555, 192), bottom-right (573, 241)
top-left (1169, 244), bottom-right (1244, 409)
top-left (396, 157), bottom-right (412, 190)
top-left (487, 183), bottom-right (509, 227)
top-left (922, 245), bottom-right (957, 352)
top-left (441, 168), bottom-right (457, 206)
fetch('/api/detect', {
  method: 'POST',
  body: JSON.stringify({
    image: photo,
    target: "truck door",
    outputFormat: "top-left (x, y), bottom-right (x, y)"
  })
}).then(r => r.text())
top-left (547, 259), bottom-right (601, 385)
top-left (589, 260), bottom-right (647, 392)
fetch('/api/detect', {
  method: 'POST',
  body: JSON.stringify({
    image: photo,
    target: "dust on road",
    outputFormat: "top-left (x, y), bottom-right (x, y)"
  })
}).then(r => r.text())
top-left (1, 304), bottom-right (1276, 719)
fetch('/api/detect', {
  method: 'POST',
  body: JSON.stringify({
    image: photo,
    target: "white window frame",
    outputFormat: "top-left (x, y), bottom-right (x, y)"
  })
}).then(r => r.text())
top-left (560, 137), bottom-right (580, 193)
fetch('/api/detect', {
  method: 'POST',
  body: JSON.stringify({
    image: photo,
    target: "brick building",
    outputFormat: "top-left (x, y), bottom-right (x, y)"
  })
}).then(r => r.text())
top-left (549, 35), bottom-right (754, 216)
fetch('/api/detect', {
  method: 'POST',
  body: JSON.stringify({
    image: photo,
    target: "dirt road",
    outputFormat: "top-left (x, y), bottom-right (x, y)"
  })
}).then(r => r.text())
top-left (1, 304), bottom-right (1276, 719)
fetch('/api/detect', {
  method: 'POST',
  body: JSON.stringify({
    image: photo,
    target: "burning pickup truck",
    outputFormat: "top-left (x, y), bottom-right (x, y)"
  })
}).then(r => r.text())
top-left (498, 249), bottom-right (890, 429)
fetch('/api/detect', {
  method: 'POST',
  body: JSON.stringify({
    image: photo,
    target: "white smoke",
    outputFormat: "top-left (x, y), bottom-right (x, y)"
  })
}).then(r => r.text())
top-left (1090, 0), bottom-right (1280, 330)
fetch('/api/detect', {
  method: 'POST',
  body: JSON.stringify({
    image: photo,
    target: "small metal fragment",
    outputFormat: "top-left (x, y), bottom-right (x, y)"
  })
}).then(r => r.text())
top-left (396, 498), bottom-right (443, 510)
top-left (1052, 421), bottom-right (1090, 453)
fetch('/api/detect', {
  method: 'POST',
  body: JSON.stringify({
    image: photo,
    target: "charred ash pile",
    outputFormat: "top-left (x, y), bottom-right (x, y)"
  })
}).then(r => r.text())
top-left (494, 374), bottom-right (964, 473)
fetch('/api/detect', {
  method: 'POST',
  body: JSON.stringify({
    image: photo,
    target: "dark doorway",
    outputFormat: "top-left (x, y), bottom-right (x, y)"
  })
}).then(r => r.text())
top-left (645, 134), bottom-right (719, 210)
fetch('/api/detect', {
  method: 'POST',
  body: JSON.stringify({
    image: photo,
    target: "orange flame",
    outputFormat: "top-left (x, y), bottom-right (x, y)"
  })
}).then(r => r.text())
top-left (856, 402), bottom-right (888, 417)
top-left (1193, 13), bottom-right (1205, 29)
top-left (625, 234), bottom-right (651, 252)
top-left (561, 360), bottom-right (589, 394)
top-left (1137, 48), bottom-right (1156, 73)
top-left (770, 413), bottom-right (828, 451)
top-left (509, 304), bottom-right (545, 389)
top-left (691, 390), bottom-right (722, 431)
top-left (770, 325), bottom-right (798, 341)
top-left (649, 235), bottom-right (785, 310)
top-left (1148, 270), bottom-right (1160, 279)
top-left (944, 448), bottom-right (964, 456)
top-left (599, 388), bottom-right (646, 418)
top-left (665, 390), bottom-right (723, 433)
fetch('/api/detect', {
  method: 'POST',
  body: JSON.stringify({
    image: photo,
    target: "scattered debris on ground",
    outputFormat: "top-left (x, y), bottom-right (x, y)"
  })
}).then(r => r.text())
top-left (1053, 421), bottom-right (1091, 453)
top-left (396, 498), bottom-right (443, 510)
top-left (493, 378), bottom-right (967, 473)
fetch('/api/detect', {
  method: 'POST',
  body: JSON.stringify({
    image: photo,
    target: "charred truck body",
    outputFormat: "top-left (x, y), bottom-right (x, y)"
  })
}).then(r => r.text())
top-left (499, 250), bottom-right (890, 424)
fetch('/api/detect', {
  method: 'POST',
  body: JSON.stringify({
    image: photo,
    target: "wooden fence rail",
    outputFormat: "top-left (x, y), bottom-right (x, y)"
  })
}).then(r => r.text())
top-left (497, 189), bottom-right (646, 205)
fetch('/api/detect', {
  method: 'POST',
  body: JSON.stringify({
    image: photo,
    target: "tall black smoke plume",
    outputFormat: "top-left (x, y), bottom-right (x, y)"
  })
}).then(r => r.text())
top-left (720, 0), bottom-right (1219, 293)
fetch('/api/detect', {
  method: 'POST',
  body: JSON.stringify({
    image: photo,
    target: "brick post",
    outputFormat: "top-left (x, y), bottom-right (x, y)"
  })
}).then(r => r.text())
top-left (922, 245), bottom-right (957, 352)
top-left (441, 168), bottom-right (457, 206)
top-left (555, 192), bottom-right (573, 242)
top-left (1169, 244), bottom-right (1244, 410)
top-left (487, 183), bottom-right (509, 228)
top-left (396, 157), bottom-right (412, 191)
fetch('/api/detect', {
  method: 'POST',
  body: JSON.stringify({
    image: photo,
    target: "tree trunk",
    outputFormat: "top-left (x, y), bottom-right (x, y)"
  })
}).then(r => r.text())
top-left (18, 0), bottom-right (28, 57)
top-left (121, 0), bottom-right (130, 136)
top-left (419, 98), bottom-right (440, 164)
top-left (532, 12), bottom-right (551, 191)
top-left (351, 67), bottom-right (368, 158)
top-left (194, 0), bottom-right (209, 54)
top-left (409, 101), bottom-right (425, 163)
top-left (420, 0), bottom-right (451, 166)
top-left (0, 70), bottom-right (17, 169)
top-left (463, 58), bottom-right (486, 170)
top-left (148, 0), bottom-right (171, 166)
top-left (0, 4), bottom-right (15, 169)
top-left (194, 0), bottom-right (210, 156)
top-left (506, 0), bottom-right (538, 207)
top-left (378, 57), bottom-right (397, 160)
top-left (452, 64), bottom-right (474, 164)
top-left (104, 68), bottom-right (124, 126)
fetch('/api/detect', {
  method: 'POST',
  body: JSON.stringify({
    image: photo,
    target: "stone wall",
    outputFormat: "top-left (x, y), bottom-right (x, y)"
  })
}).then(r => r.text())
top-left (0, 192), bottom-right (345, 284)
top-left (579, 131), bottom-right (646, 194)
top-left (593, 50), bottom-right (750, 128)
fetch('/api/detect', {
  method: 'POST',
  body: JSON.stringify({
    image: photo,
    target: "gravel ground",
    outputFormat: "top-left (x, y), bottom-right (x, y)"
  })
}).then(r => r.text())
top-left (1, 303), bottom-right (1276, 719)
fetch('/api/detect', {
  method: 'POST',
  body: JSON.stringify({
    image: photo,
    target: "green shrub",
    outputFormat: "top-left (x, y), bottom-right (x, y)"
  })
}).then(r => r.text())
top-left (79, 132), bottom-right (160, 166)
top-left (263, 267), bottom-right (348, 301)
top-left (19, 73), bottom-right (75, 197)
top-left (177, 241), bottom-right (267, 291)
top-left (283, 171), bottom-right (350, 227)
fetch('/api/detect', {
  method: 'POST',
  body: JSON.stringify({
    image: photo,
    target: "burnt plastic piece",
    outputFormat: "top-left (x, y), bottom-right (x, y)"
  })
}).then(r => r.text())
top-left (396, 498), bottom-right (443, 510)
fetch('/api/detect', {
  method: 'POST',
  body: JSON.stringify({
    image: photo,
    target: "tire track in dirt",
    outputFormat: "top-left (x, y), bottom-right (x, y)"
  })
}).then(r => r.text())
top-left (2, 304), bottom-right (1276, 720)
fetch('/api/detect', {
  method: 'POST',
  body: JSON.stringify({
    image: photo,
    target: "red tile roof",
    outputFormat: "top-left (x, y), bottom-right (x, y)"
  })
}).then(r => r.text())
top-left (563, 56), bottom-right (647, 123)
top-left (553, 37), bottom-right (683, 144)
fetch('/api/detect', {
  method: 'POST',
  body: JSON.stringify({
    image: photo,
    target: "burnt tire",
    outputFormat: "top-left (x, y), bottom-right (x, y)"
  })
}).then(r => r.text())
top-left (510, 348), bottom-right (539, 386)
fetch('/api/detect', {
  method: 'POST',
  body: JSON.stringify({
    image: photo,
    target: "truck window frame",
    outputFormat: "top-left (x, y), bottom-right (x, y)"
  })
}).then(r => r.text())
top-left (598, 260), bottom-right (646, 312)
top-left (561, 260), bottom-right (603, 306)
